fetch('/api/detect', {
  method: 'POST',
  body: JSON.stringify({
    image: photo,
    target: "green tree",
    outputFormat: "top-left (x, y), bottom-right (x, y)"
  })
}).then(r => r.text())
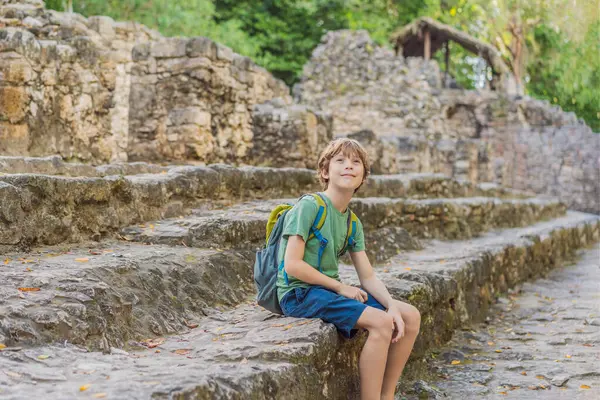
top-left (214, 0), bottom-right (349, 85)
top-left (45, 0), bottom-right (260, 59)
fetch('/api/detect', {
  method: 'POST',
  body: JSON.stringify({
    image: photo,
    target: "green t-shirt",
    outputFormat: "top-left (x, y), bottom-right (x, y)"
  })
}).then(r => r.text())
top-left (276, 193), bottom-right (366, 301)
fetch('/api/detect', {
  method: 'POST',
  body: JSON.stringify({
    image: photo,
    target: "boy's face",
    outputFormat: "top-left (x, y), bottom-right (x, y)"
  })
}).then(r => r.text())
top-left (322, 150), bottom-right (365, 192)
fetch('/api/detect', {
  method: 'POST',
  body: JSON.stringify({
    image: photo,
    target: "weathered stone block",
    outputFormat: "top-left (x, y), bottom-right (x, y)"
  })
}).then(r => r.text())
top-left (186, 36), bottom-right (217, 59)
top-left (249, 100), bottom-right (333, 168)
top-left (131, 42), bottom-right (150, 61)
top-left (156, 56), bottom-right (211, 74)
top-left (0, 122), bottom-right (29, 154)
top-left (0, 86), bottom-right (28, 122)
top-left (21, 16), bottom-right (44, 28)
top-left (87, 16), bottom-right (115, 39)
top-left (0, 54), bottom-right (35, 83)
top-left (167, 107), bottom-right (211, 127)
top-left (0, 27), bottom-right (41, 60)
top-left (150, 38), bottom-right (187, 58)
top-left (216, 43), bottom-right (234, 62)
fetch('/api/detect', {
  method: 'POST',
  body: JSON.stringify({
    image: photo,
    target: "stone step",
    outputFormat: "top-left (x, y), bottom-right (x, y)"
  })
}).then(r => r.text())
top-left (121, 196), bottom-right (566, 250)
top-left (0, 196), bottom-right (566, 351)
top-left (0, 165), bottom-right (528, 252)
top-left (0, 244), bottom-right (255, 350)
top-left (0, 212), bottom-right (597, 400)
top-left (0, 155), bottom-right (170, 177)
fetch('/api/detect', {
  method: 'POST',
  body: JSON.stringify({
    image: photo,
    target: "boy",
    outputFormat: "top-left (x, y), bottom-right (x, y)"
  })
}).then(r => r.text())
top-left (277, 138), bottom-right (421, 400)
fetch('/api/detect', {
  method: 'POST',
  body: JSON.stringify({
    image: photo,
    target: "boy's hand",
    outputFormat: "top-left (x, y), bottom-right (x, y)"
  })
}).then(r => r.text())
top-left (337, 284), bottom-right (368, 303)
top-left (388, 306), bottom-right (405, 343)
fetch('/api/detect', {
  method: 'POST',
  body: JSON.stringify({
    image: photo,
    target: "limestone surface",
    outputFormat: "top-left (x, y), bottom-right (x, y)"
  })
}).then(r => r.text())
top-left (412, 245), bottom-right (600, 399)
top-left (0, 212), bottom-right (597, 400)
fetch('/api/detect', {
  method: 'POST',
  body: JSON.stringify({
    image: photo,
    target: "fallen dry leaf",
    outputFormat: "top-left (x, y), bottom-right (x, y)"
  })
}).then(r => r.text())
top-left (5, 371), bottom-right (20, 378)
top-left (75, 258), bottom-right (89, 262)
top-left (404, 267), bottom-right (412, 271)
top-left (25, 267), bottom-right (32, 272)
top-left (498, 391), bottom-right (507, 395)
top-left (535, 375), bottom-right (545, 380)
top-left (282, 324), bottom-right (293, 330)
top-left (583, 343), bottom-right (593, 347)
top-left (141, 338), bottom-right (165, 349)
top-left (0, 344), bottom-right (5, 350)
top-left (451, 360), bottom-right (461, 365)
top-left (487, 341), bottom-right (495, 346)
top-left (93, 394), bottom-right (107, 399)
top-left (240, 358), bottom-right (248, 364)
top-left (495, 349), bottom-right (503, 353)
top-left (37, 354), bottom-right (50, 360)
top-left (4, 258), bottom-right (9, 265)
top-left (80, 384), bottom-right (90, 392)
top-left (521, 371), bottom-right (527, 376)
top-left (565, 354), bottom-right (572, 358)
top-left (172, 348), bottom-right (191, 355)
top-left (18, 287), bottom-right (40, 292)
top-left (580, 385), bottom-right (591, 390)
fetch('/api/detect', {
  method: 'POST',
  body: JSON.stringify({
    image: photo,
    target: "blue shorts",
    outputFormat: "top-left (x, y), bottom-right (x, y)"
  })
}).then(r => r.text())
top-left (279, 285), bottom-right (387, 339)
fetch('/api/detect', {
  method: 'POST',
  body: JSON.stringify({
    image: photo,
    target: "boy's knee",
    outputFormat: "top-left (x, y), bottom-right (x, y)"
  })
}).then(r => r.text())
top-left (368, 312), bottom-right (394, 341)
top-left (391, 300), bottom-right (421, 335)
top-left (404, 304), bottom-right (421, 335)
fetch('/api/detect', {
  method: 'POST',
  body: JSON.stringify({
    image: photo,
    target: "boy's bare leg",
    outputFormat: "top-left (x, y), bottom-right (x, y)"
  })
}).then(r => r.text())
top-left (380, 300), bottom-right (421, 400)
top-left (354, 307), bottom-right (395, 400)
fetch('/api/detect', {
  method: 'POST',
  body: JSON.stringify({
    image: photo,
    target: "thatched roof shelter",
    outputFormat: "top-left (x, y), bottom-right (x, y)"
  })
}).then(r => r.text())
top-left (390, 17), bottom-right (518, 94)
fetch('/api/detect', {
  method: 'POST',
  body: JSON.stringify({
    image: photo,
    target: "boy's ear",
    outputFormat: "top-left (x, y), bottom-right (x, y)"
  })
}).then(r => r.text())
top-left (320, 169), bottom-right (329, 180)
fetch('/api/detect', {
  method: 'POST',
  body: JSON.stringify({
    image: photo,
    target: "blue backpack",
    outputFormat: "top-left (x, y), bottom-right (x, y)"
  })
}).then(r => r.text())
top-left (253, 193), bottom-right (359, 314)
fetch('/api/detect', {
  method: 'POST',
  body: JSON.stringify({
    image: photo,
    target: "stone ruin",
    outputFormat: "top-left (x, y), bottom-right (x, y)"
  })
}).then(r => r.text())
top-left (0, 2), bottom-right (599, 399)
top-left (294, 30), bottom-right (600, 215)
top-left (2, 1), bottom-right (598, 214)
top-left (0, 0), bottom-right (330, 168)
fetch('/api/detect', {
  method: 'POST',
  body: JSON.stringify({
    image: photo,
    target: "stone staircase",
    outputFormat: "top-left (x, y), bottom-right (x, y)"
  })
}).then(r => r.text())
top-left (0, 157), bottom-right (598, 399)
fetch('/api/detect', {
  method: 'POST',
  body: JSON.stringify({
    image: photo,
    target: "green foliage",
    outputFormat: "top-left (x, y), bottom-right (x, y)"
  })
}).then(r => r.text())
top-left (44, 0), bottom-right (260, 59)
top-left (527, 22), bottom-right (600, 131)
top-left (214, 0), bottom-right (349, 85)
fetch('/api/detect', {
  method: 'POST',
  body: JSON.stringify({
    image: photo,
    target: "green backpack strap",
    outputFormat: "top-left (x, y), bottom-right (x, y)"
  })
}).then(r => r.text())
top-left (338, 210), bottom-right (359, 257)
top-left (265, 203), bottom-right (293, 245)
top-left (303, 193), bottom-right (327, 241)
top-left (278, 193), bottom-right (329, 285)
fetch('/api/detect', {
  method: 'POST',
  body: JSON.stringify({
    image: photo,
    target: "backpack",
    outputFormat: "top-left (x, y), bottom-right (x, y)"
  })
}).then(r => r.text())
top-left (253, 192), bottom-right (359, 314)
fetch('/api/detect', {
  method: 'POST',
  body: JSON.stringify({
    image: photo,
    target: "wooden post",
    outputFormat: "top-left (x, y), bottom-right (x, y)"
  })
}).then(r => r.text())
top-left (424, 29), bottom-right (431, 60)
top-left (444, 41), bottom-right (450, 87)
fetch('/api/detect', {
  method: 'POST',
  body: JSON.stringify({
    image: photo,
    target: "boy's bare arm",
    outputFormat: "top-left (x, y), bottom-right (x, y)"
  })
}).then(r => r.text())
top-left (285, 236), bottom-right (367, 301)
top-left (350, 250), bottom-right (394, 309)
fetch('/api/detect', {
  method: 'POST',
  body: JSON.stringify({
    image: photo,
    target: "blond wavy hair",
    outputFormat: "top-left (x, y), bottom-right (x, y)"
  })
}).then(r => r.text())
top-left (317, 138), bottom-right (370, 193)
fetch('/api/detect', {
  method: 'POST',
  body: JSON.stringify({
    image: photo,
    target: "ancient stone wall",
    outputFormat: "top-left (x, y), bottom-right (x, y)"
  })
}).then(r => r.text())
top-left (1, 0), bottom-right (325, 167)
top-left (127, 37), bottom-right (290, 163)
top-left (296, 30), bottom-right (600, 214)
top-left (294, 30), bottom-right (443, 138)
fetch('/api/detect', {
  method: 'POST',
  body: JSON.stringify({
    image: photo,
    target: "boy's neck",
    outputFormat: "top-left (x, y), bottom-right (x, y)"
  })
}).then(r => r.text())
top-left (323, 187), bottom-right (353, 213)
